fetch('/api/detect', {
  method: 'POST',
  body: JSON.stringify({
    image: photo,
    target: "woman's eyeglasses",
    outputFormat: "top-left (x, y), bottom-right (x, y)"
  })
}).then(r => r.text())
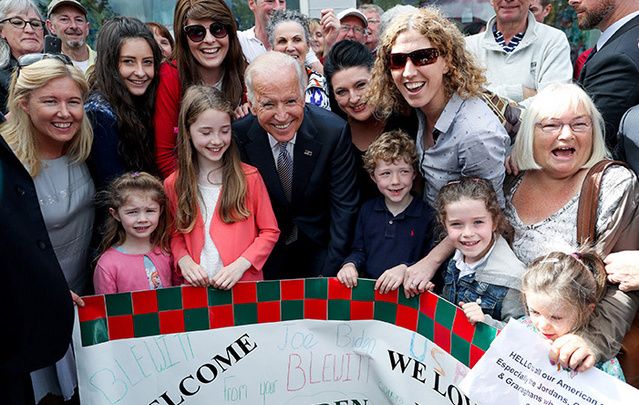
top-left (388, 48), bottom-right (440, 70)
top-left (536, 120), bottom-right (592, 134)
top-left (0, 17), bottom-right (45, 30)
top-left (18, 53), bottom-right (73, 70)
top-left (184, 23), bottom-right (228, 42)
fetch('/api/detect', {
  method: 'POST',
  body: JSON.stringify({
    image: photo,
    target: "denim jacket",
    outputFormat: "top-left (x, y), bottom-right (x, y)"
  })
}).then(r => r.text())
top-left (442, 235), bottom-right (526, 328)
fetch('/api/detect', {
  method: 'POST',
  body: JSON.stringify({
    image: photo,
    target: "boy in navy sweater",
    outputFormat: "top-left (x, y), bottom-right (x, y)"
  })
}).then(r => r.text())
top-left (337, 130), bottom-right (435, 293)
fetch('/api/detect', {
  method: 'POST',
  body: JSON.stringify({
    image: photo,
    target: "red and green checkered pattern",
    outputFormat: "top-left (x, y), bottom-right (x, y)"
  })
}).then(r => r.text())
top-left (78, 278), bottom-right (498, 368)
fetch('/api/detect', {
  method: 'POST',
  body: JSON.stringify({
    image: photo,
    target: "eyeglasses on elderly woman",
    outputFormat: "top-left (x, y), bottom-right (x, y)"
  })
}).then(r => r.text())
top-left (535, 119), bottom-right (592, 134)
top-left (0, 17), bottom-right (45, 30)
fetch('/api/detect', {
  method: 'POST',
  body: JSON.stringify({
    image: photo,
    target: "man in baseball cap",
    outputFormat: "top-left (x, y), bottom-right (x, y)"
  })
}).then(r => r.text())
top-left (46, 0), bottom-right (95, 75)
top-left (320, 7), bottom-right (368, 51)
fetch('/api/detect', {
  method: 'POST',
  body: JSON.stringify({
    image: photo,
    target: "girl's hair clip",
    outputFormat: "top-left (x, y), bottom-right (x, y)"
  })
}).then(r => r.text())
top-left (131, 172), bottom-right (141, 178)
top-left (570, 252), bottom-right (581, 260)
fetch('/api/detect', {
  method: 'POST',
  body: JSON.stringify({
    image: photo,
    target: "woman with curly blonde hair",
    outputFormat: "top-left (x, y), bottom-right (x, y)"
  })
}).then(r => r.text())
top-left (367, 8), bottom-right (510, 297)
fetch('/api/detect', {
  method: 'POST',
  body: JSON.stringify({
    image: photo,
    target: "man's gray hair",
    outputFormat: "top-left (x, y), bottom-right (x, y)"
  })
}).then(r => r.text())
top-left (266, 9), bottom-right (311, 47)
top-left (359, 4), bottom-right (383, 17)
top-left (379, 5), bottom-right (418, 38)
top-left (245, 51), bottom-right (306, 105)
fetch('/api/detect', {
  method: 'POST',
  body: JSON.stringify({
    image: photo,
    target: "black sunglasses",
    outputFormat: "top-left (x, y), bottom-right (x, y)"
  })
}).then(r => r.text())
top-left (388, 48), bottom-right (440, 70)
top-left (184, 22), bottom-right (228, 42)
top-left (18, 53), bottom-right (73, 69)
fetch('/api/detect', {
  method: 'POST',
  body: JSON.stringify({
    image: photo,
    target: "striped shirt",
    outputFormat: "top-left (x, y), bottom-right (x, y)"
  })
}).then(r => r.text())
top-left (492, 24), bottom-right (525, 53)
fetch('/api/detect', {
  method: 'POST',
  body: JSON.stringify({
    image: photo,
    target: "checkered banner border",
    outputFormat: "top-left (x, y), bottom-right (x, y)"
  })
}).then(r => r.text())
top-left (77, 278), bottom-right (498, 368)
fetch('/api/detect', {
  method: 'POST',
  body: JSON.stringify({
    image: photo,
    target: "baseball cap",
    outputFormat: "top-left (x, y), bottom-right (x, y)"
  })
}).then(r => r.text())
top-left (337, 8), bottom-right (368, 28)
top-left (47, 0), bottom-right (87, 17)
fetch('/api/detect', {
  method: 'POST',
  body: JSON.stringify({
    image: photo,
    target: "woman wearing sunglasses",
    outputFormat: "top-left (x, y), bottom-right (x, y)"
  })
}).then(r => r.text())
top-left (324, 40), bottom-right (417, 203)
top-left (154, 0), bottom-right (247, 178)
top-left (367, 7), bottom-right (510, 296)
top-left (86, 16), bottom-right (162, 192)
top-left (0, 0), bottom-right (44, 114)
top-left (1, 55), bottom-right (94, 404)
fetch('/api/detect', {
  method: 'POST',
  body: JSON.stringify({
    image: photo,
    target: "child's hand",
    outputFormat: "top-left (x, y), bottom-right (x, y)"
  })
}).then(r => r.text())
top-left (376, 264), bottom-right (407, 294)
top-left (337, 263), bottom-right (358, 288)
top-left (178, 256), bottom-right (209, 287)
top-left (549, 334), bottom-right (596, 372)
top-left (211, 257), bottom-right (251, 290)
top-left (459, 301), bottom-right (485, 325)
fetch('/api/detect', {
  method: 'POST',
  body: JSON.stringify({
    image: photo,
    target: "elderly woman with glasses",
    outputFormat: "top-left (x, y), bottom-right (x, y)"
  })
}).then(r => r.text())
top-left (367, 7), bottom-right (509, 296)
top-left (1, 55), bottom-right (94, 403)
top-left (505, 82), bottom-right (639, 375)
top-left (153, 0), bottom-right (247, 178)
top-left (266, 9), bottom-right (330, 111)
top-left (0, 0), bottom-right (44, 113)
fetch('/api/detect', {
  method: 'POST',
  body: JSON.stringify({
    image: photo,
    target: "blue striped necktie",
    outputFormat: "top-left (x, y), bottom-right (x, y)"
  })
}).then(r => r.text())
top-left (277, 142), bottom-right (292, 201)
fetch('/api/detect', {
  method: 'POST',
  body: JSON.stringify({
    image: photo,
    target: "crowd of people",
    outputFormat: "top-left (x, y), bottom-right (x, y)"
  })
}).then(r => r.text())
top-left (1, 0), bottom-right (639, 403)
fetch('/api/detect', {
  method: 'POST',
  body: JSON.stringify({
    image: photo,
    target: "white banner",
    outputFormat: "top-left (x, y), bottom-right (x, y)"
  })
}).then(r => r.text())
top-left (460, 319), bottom-right (639, 405)
top-left (73, 318), bottom-right (474, 404)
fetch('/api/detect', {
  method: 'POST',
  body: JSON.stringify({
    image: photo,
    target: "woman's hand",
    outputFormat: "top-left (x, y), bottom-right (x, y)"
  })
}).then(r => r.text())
top-left (178, 256), bottom-right (209, 287)
top-left (211, 257), bottom-right (251, 290)
top-left (504, 154), bottom-right (520, 176)
top-left (549, 334), bottom-right (596, 372)
top-left (605, 251), bottom-right (639, 292)
top-left (233, 102), bottom-right (251, 120)
top-left (459, 301), bottom-right (485, 325)
top-left (70, 290), bottom-right (84, 307)
top-left (337, 263), bottom-right (358, 288)
top-left (376, 264), bottom-right (407, 294)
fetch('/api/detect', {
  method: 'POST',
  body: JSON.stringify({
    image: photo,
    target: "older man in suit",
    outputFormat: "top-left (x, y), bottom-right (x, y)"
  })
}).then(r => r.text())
top-left (233, 52), bottom-right (359, 280)
top-left (570, 0), bottom-right (639, 149)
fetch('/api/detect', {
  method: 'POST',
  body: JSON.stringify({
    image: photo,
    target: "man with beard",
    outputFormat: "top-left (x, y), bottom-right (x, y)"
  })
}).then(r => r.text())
top-left (569, 0), bottom-right (639, 149)
top-left (46, 0), bottom-right (95, 75)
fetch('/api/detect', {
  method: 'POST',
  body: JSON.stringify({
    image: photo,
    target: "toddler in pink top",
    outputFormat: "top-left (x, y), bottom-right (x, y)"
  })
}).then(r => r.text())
top-left (94, 172), bottom-right (175, 294)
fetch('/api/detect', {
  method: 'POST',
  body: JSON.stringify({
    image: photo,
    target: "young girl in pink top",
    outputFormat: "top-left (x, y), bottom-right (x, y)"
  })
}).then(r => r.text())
top-left (165, 85), bottom-right (279, 289)
top-left (94, 172), bottom-right (174, 294)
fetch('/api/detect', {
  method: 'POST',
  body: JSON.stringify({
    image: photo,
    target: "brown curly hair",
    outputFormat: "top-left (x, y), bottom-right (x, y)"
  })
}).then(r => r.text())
top-left (362, 130), bottom-right (417, 175)
top-left (367, 7), bottom-right (486, 119)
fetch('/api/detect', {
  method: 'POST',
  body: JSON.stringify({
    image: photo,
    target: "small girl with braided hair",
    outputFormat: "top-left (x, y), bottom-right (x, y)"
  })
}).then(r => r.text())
top-left (520, 250), bottom-right (625, 380)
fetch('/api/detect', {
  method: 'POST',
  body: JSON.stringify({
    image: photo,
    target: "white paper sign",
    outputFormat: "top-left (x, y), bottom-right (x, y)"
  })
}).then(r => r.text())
top-left (459, 319), bottom-right (639, 405)
top-left (73, 317), bottom-right (475, 405)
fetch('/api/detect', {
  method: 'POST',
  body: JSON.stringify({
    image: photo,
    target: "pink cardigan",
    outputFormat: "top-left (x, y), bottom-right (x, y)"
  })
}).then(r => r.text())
top-left (165, 163), bottom-right (280, 281)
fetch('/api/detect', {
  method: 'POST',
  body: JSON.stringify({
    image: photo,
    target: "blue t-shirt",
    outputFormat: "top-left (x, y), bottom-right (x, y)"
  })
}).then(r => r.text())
top-left (343, 195), bottom-right (435, 279)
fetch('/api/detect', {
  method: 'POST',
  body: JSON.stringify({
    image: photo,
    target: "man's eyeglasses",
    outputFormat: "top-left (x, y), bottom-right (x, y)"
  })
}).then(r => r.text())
top-left (18, 53), bottom-right (73, 70)
top-left (339, 24), bottom-right (366, 37)
top-left (389, 48), bottom-right (440, 70)
top-left (0, 17), bottom-right (45, 30)
top-left (184, 22), bottom-right (228, 42)
top-left (536, 120), bottom-right (592, 134)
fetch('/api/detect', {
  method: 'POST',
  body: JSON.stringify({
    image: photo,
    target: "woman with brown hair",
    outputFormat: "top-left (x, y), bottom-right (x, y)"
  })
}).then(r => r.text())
top-left (154, 0), bottom-right (247, 178)
top-left (366, 7), bottom-right (510, 296)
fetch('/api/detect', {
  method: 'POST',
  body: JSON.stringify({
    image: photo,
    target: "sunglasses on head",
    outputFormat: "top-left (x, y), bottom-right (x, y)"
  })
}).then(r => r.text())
top-left (388, 48), bottom-right (440, 70)
top-left (184, 22), bottom-right (228, 42)
top-left (18, 53), bottom-right (73, 70)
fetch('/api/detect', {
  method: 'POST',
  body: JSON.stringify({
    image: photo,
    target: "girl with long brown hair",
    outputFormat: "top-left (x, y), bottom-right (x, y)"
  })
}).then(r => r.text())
top-left (164, 85), bottom-right (279, 289)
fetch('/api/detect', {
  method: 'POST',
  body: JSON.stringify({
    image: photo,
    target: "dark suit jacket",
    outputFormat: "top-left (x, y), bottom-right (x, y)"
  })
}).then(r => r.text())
top-left (578, 14), bottom-right (639, 148)
top-left (0, 135), bottom-right (74, 402)
top-left (233, 104), bottom-right (359, 277)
